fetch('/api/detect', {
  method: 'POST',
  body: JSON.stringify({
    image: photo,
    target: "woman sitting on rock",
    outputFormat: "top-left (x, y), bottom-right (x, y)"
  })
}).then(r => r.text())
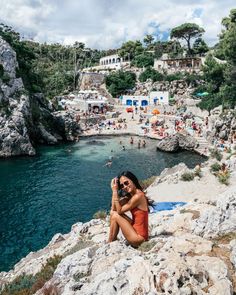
top-left (108, 171), bottom-right (149, 247)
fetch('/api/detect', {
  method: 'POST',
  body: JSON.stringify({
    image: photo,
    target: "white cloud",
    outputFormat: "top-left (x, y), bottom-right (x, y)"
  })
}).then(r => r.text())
top-left (0, 0), bottom-right (235, 49)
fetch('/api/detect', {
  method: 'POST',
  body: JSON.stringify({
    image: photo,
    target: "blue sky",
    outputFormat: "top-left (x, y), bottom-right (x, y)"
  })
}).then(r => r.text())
top-left (0, 0), bottom-right (235, 49)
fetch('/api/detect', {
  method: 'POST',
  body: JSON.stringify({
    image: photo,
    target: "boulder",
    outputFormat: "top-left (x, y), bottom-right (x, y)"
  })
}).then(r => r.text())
top-left (156, 133), bottom-right (197, 152)
top-left (192, 186), bottom-right (236, 238)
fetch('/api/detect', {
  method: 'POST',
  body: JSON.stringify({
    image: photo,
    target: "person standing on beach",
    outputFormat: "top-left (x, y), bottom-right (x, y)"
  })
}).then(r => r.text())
top-left (130, 137), bottom-right (134, 144)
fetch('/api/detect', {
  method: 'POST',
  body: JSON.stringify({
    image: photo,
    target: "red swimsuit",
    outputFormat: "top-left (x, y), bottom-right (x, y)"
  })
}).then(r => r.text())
top-left (131, 207), bottom-right (149, 241)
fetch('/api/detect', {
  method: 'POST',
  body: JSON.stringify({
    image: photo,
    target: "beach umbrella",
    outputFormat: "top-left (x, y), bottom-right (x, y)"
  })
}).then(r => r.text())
top-left (196, 92), bottom-right (209, 97)
top-left (152, 109), bottom-right (160, 115)
top-left (150, 116), bottom-right (158, 124)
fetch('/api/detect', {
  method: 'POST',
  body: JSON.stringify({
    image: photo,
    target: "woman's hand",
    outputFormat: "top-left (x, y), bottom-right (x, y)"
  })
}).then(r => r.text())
top-left (111, 177), bottom-right (118, 192)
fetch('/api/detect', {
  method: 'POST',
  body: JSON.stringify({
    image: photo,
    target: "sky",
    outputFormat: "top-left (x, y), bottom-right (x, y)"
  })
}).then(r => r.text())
top-left (0, 0), bottom-right (235, 49)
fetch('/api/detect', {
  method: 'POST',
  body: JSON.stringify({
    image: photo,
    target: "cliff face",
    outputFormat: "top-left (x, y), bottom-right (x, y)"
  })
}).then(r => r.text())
top-left (0, 37), bottom-right (80, 157)
top-left (0, 37), bottom-right (35, 156)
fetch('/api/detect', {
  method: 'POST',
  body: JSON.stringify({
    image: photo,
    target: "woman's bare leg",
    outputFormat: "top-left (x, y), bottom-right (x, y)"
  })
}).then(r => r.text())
top-left (109, 212), bottom-right (144, 246)
top-left (108, 214), bottom-right (120, 242)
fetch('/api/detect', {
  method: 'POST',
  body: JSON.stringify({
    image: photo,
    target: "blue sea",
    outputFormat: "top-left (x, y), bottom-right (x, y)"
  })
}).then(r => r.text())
top-left (0, 136), bottom-right (205, 271)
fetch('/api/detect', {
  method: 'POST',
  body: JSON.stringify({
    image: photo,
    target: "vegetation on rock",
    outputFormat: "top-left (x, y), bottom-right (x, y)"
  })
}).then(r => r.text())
top-left (1, 255), bottom-right (62, 295)
top-left (181, 172), bottom-right (195, 181)
top-left (105, 70), bottom-right (136, 97)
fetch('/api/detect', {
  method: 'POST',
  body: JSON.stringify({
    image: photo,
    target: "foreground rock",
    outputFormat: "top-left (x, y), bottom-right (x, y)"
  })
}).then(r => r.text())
top-left (156, 133), bottom-right (198, 152)
top-left (1, 182), bottom-right (236, 294)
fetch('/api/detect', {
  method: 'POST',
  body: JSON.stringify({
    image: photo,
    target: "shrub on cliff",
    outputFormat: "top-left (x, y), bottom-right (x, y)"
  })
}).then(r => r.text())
top-left (210, 162), bottom-right (221, 173)
top-left (105, 70), bottom-right (136, 97)
top-left (131, 53), bottom-right (154, 68)
top-left (210, 149), bottom-right (223, 161)
top-left (1, 255), bottom-right (62, 295)
top-left (93, 210), bottom-right (107, 220)
top-left (139, 67), bottom-right (164, 82)
top-left (140, 176), bottom-right (156, 190)
top-left (165, 72), bottom-right (184, 82)
top-left (218, 171), bottom-right (230, 185)
top-left (181, 172), bottom-right (195, 181)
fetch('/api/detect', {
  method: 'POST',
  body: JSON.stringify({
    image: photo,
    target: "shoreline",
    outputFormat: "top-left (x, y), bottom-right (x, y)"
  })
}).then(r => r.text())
top-left (79, 130), bottom-right (209, 157)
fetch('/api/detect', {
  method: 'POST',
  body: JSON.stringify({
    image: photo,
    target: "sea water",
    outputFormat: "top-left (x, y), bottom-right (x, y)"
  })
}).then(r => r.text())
top-left (0, 136), bottom-right (206, 271)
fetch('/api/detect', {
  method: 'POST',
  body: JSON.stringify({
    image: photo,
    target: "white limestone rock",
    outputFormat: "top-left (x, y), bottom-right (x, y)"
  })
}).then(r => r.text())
top-left (192, 186), bottom-right (236, 238)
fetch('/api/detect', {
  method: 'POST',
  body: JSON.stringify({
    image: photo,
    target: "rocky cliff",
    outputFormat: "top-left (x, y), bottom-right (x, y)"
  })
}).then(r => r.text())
top-left (1, 167), bottom-right (236, 294)
top-left (0, 37), bottom-right (81, 157)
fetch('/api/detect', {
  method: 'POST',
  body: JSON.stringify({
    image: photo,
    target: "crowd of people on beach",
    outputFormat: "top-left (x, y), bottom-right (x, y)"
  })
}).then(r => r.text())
top-left (65, 99), bottom-right (236, 160)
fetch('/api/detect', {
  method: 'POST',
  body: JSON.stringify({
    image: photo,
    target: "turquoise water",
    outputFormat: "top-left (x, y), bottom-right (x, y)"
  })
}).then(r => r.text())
top-left (0, 136), bottom-right (205, 271)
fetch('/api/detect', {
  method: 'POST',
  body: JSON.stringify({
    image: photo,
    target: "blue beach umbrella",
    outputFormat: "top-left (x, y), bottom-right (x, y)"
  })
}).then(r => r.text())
top-left (196, 92), bottom-right (209, 97)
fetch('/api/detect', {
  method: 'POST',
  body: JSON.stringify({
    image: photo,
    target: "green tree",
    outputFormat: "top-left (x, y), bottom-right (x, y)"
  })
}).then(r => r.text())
top-left (217, 8), bottom-right (236, 109)
top-left (153, 40), bottom-right (183, 59)
top-left (193, 37), bottom-right (209, 55)
top-left (139, 67), bottom-right (164, 82)
top-left (131, 53), bottom-right (154, 68)
top-left (105, 70), bottom-right (136, 97)
top-left (170, 23), bottom-right (205, 54)
top-left (197, 55), bottom-right (226, 111)
top-left (118, 40), bottom-right (144, 61)
top-left (143, 34), bottom-right (154, 47)
top-left (202, 54), bottom-right (225, 92)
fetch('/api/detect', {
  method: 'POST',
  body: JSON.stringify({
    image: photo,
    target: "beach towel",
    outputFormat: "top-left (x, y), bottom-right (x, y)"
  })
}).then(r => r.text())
top-left (150, 202), bottom-right (186, 213)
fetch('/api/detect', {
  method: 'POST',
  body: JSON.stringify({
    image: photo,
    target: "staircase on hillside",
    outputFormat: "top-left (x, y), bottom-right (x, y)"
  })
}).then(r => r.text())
top-left (194, 136), bottom-right (211, 156)
top-left (98, 84), bottom-right (115, 103)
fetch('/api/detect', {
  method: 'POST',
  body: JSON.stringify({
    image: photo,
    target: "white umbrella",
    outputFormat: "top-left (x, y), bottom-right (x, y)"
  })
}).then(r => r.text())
top-left (150, 116), bottom-right (158, 124)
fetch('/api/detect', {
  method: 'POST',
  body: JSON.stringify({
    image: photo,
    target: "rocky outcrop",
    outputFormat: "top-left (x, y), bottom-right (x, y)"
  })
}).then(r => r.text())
top-left (0, 37), bottom-right (36, 156)
top-left (156, 133), bottom-right (197, 152)
top-left (1, 185), bottom-right (236, 294)
top-left (133, 79), bottom-right (198, 99)
top-left (0, 37), bottom-right (82, 157)
top-left (192, 186), bottom-right (236, 238)
top-left (213, 111), bottom-right (236, 140)
top-left (79, 72), bottom-right (104, 91)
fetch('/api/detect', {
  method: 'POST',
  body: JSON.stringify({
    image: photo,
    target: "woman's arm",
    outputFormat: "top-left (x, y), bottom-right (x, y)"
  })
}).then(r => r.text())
top-left (111, 178), bottom-right (120, 211)
top-left (117, 194), bottom-right (141, 214)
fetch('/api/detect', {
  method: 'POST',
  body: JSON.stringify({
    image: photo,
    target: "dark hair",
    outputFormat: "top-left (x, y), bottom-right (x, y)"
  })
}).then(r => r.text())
top-left (117, 171), bottom-right (143, 191)
top-left (117, 171), bottom-right (154, 209)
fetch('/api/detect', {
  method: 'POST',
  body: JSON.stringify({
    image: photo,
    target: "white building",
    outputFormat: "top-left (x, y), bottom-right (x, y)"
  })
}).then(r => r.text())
top-left (100, 54), bottom-right (123, 68)
top-left (149, 91), bottom-right (169, 105)
top-left (121, 95), bottom-right (149, 107)
top-left (121, 91), bottom-right (169, 106)
top-left (82, 54), bottom-right (130, 72)
top-left (59, 90), bottom-right (108, 112)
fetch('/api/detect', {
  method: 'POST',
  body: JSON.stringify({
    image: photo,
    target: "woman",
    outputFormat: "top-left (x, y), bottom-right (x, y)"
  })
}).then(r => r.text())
top-left (108, 171), bottom-right (149, 247)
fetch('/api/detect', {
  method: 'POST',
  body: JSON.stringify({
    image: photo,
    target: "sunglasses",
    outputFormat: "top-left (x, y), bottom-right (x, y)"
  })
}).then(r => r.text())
top-left (120, 180), bottom-right (130, 189)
